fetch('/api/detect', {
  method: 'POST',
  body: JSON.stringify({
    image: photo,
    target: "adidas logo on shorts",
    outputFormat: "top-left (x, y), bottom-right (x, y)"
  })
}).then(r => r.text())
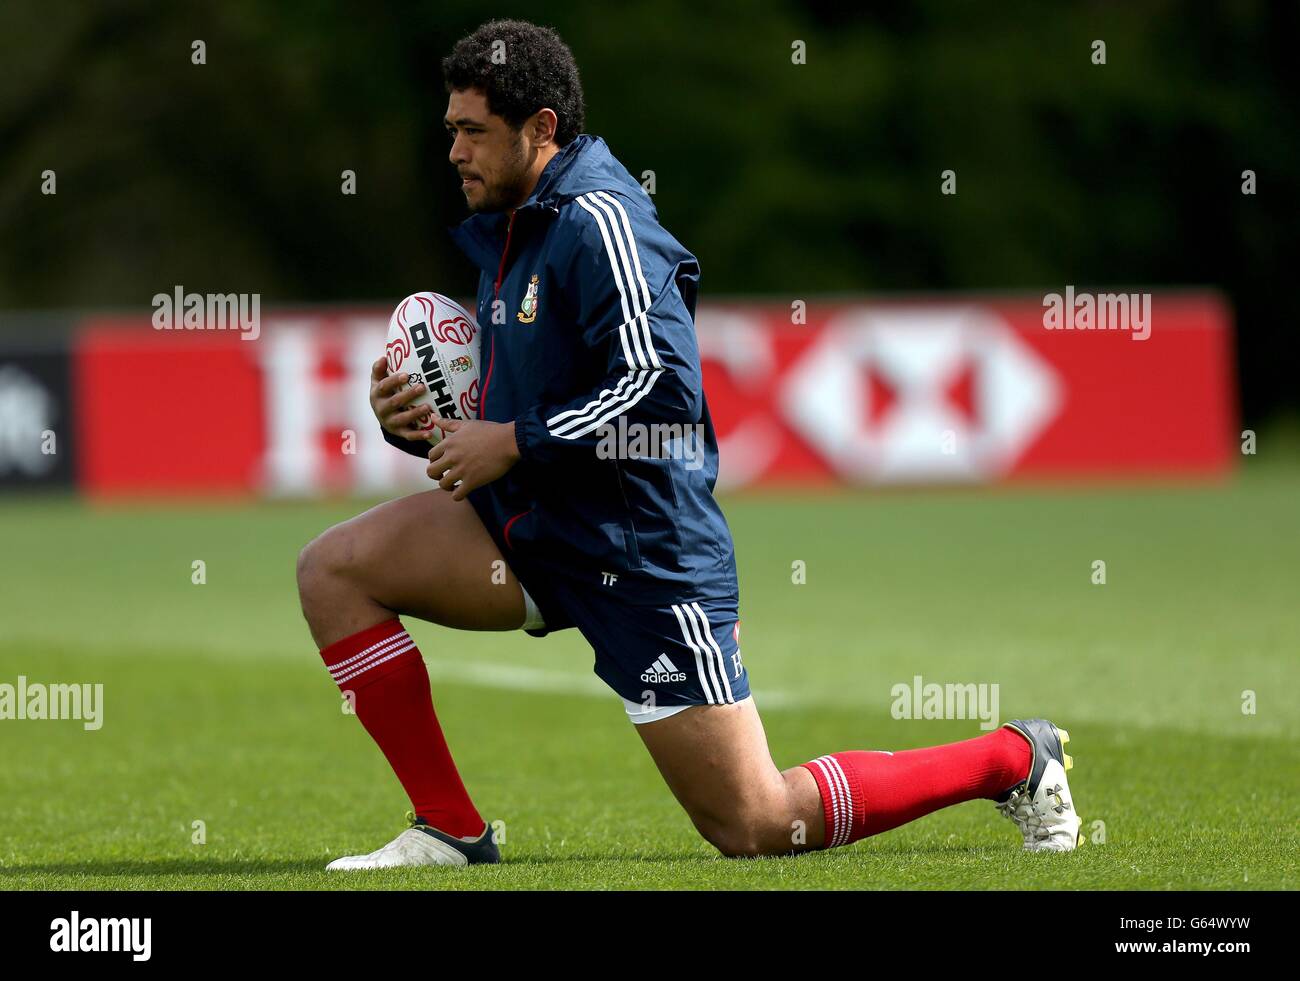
top-left (641, 654), bottom-right (687, 684)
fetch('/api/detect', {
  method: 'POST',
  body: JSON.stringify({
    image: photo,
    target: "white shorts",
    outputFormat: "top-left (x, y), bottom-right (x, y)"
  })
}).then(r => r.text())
top-left (621, 698), bottom-right (695, 725)
top-left (520, 582), bottom-right (547, 632)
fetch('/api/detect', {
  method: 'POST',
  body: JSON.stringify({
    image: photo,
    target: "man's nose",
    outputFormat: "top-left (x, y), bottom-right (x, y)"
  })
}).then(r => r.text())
top-left (448, 132), bottom-right (470, 166)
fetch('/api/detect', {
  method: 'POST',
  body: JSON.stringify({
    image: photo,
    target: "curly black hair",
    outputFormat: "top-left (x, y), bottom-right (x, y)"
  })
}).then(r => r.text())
top-left (441, 19), bottom-right (586, 146)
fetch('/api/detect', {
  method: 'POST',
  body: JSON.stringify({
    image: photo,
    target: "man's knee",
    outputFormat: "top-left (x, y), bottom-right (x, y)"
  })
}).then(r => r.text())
top-left (695, 807), bottom-right (789, 859)
top-left (296, 523), bottom-right (361, 603)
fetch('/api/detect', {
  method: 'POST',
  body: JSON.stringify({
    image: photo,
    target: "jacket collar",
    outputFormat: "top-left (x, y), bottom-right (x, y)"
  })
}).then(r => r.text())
top-left (446, 135), bottom-right (639, 273)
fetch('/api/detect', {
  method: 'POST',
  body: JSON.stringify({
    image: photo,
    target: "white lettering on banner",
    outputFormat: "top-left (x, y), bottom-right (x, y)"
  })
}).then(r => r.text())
top-left (346, 319), bottom-right (420, 495)
top-left (0, 366), bottom-right (57, 477)
top-left (694, 309), bottom-right (779, 491)
top-left (257, 320), bottom-right (427, 495)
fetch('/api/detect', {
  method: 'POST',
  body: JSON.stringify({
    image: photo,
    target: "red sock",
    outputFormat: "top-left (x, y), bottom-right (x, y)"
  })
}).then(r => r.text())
top-left (802, 728), bottom-right (1031, 847)
top-left (319, 619), bottom-right (484, 839)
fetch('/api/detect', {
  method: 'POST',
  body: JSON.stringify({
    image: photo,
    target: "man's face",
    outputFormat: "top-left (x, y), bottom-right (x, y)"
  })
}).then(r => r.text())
top-left (445, 88), bottom-right (532, 213)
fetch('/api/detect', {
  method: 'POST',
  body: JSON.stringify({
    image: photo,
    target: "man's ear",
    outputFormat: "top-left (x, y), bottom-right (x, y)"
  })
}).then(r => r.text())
top-left (531, 108), bottom-right (558, 147)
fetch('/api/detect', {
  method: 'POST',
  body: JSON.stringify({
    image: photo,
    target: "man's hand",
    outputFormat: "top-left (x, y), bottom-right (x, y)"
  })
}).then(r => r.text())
top-left (369, 356), bottom-right (433, 440)
top-left (426, 418), bottom-right (521, 501)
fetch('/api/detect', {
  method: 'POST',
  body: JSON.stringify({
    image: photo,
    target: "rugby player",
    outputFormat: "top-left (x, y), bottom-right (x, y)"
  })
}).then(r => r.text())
top-left (296, 18), bottom-right (1081, 867)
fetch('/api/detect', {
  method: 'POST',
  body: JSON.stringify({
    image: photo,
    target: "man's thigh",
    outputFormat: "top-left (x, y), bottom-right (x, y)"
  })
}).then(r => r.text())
top-left (304, 488), bottom-right (526, 632)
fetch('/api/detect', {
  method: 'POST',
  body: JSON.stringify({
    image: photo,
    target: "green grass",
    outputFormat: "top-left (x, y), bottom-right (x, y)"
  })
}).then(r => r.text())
top-left (1, 470), bottom-right (1297, 890)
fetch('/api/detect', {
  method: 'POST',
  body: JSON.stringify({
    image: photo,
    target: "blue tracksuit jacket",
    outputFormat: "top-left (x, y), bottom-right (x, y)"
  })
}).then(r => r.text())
top-left (385, 134), bottom-right (737, 606)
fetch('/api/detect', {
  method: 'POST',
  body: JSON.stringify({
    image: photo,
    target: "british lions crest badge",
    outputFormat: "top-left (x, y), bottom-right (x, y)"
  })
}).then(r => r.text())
top-left (517, 274), bottom-right (539, 323)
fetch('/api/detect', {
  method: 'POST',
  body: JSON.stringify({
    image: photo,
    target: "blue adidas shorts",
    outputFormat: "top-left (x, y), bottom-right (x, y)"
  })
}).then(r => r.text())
top-left (512, 562), bottom-right (750, 723)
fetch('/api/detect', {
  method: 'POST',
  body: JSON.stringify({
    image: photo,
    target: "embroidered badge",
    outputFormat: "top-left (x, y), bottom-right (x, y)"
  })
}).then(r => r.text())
top-left (518, 274), bottom-right (539, 323)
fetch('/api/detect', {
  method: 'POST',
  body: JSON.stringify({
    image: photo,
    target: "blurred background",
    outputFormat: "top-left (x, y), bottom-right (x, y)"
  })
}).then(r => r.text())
top-left (3, 1), bottom-right (1297, 493)
top-left (0, 2), bottom-right (1296, 888)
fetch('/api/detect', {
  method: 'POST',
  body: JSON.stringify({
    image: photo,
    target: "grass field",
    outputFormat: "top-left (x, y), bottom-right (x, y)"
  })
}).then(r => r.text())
top-left (1, 469), bottom-right (1297, 890)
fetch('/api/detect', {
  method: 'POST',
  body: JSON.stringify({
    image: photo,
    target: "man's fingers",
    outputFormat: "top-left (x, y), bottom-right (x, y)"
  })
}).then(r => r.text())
top-left (434, 462), bottom-right (462, 492)
top-left (427, 443), bottom-right (453, 483)
top-left (379, 384), bottom-right (428, 420)
top-left (374, 370), bottom-right (411, 399)
top-left (384, 382), bottom-right (426, 407)
top-left (379, 390), bottom-right (426, 424)
top-left (392, 411), bottom-right (434, 440)
top-left (431, 415), bottom-right (462, 434)
top-left (390, 403), bottom-right (432, 428)
top-left (370, 356), bottom-right (389, 383)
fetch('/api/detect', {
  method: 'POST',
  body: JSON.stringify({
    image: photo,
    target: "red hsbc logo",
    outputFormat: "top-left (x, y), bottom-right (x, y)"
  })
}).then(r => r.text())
top-left (700, 296), bottom-right (1234, 488)
top-left (782, 308), bottom-right (1062, 482)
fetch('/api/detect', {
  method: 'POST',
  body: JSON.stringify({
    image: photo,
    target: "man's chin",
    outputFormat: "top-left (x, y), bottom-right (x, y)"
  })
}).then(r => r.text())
top-left (465, 192), bottom-right (502, 214)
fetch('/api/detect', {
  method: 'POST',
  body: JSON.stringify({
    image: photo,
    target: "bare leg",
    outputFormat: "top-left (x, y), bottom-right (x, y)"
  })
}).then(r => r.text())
top-left (297, 488), bottom-right (525, 843)
top-left (635, 699), bottom-right (826, 856)
top-left (639, 698), bottom-right (1041, 856)
top-left (296, 488), bottom-right (525, 646)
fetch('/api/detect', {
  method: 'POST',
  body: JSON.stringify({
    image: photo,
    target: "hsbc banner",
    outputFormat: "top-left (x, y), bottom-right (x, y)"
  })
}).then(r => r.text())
top-left (701, 295), bottom-right (1236, 486)
top-left (71, 294), bottom-right (1236, 496)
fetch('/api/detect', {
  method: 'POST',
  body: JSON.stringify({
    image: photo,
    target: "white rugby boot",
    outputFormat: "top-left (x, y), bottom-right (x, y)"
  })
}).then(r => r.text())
top-left (326, 813), bottom-right (500, 870)
top-left (994, 719), bottom-right (1083, 852)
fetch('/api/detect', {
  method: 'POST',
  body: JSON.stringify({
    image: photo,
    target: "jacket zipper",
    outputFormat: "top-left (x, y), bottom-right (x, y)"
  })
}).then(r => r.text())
top-left (494, 211), bottom-right (517, 300)
top-left (479, 210), bottom-right (516, 420)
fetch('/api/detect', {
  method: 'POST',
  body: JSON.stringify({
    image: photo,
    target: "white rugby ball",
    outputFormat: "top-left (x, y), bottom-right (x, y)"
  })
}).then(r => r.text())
top-left (384, 292), bottom-right (482, 445)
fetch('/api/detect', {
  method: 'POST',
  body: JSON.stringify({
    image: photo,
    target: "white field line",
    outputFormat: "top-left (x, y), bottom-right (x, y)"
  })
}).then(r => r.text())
top-left (420, 659), bottom-right (1300, 739)
top-left (421, 658), bottom-right (808, 709)
top-left (4, 634), bottom-right (1291, 736)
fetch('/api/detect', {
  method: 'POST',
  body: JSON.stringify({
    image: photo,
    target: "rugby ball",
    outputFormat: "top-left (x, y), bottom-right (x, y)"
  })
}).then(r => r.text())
top-left (384, 292), bottom-right (482, 445)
